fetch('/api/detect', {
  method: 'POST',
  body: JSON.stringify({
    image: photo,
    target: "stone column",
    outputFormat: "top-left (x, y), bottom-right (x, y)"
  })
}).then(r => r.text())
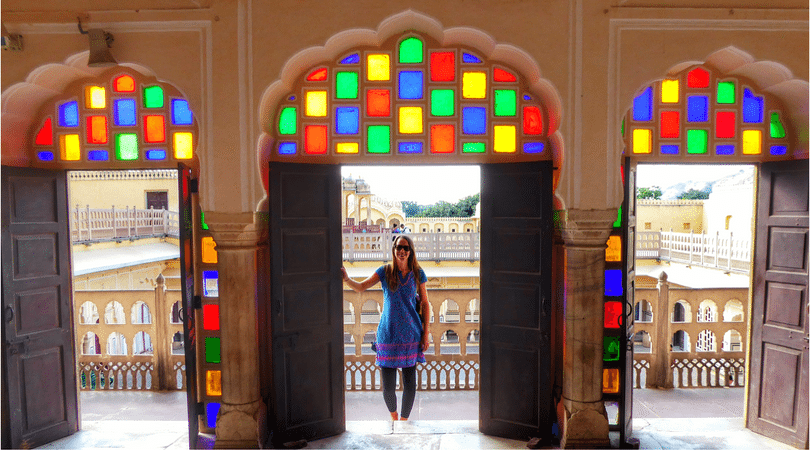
top-left (153, 274), bottom-right (170, 390)
top-left (654, 272), bottom-right (673, 388)
top-left (206, 212), bottom-right (268, 449)
top-left (354, 196), bottom-right (360, 224)
top-left (559, 209), bottom-right (614, 449)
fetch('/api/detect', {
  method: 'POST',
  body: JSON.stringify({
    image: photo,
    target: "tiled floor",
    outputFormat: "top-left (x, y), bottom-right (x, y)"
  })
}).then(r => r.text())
top-left (35, 389), bottom-right (797, 449)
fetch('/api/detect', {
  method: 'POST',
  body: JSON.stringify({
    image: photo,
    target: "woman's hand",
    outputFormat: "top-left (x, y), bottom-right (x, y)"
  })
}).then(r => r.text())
top-left (421, 334), bottom-right (430, 352)
top-left (340, 266), bottom-right (349, 282)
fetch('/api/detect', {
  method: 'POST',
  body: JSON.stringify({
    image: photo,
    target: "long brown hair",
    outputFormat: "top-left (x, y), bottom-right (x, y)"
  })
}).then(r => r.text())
top-left (385, 235), bottom-right (421, 292)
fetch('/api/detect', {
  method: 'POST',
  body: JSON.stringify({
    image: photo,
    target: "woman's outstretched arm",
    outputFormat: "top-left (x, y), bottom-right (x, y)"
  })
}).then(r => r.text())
top-left (341, 267), bottom-right (380, 292)
top-left (418, 281), bottom-right (430, 351)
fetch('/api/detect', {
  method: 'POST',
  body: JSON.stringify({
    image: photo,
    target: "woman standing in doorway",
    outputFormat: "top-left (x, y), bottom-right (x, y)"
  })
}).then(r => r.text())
top-left (341, 235), bottom-right (430, 421)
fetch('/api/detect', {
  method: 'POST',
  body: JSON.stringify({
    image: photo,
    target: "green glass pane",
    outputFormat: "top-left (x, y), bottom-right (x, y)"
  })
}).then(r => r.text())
top-left (115, 133), bottom-right (139, 160)
top-left (336, 72), bottom-right (359, 99)
top-left (687, 129), bottom-right (708, 154)
top-left (770, 112), bottom-right (786, 138)
top-left (205, 337), bottom-right (221, 363)
top-left (367, 125), bottom-right (390, 154)
top-left (201, 211), bottom-right (209, 230)
top-left (399, 37), bottom-right (423, 64)
top-left (613, 205), bottom-right (622, 228)
top-left (494, 90), bottom-right (517, 116)
top-left (621, 118), bottom-right (625, 136)
top-left (278, 107), bottom-right (297, 135)
top-left (603, 336), bottom-right (620, 362)
top-left (143, 86), bottom-right (164, 108)
top-left (431, 89), bottom-right (455, 116)
top-left (462, 142), bottom-right (485, 153)
top-left (717, 81), bottom-right (735, 104)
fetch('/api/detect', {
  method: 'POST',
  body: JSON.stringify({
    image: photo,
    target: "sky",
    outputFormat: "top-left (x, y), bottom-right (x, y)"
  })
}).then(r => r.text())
top-left (342, 165), bottom-right (480, 204)
top-left (636, 164), bottom-right (754, 189)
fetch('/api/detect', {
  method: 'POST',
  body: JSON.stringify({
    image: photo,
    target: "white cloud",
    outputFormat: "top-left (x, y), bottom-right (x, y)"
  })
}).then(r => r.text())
top-left (342, 165), bottom-right (481, 204)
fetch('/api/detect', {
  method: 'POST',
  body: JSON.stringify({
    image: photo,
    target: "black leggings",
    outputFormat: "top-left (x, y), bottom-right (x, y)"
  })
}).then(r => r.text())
top-left (381, 366), bottom-right (416, 419)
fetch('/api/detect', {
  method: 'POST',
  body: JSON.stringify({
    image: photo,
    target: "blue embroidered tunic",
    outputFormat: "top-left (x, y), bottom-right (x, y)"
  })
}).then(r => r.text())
top-left (374, 265), bottom-right (427, 368)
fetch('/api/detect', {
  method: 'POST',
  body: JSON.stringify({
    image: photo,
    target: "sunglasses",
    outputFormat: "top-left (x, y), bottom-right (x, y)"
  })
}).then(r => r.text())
top-left (395, 245), bottom-right (410, 252)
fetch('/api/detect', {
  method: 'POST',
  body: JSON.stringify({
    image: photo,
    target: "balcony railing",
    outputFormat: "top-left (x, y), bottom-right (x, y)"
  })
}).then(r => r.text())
top-left (343, 231), bottom-right (479, 262)
top-left (71, 205), bottom-right (179, 243)
top-left (636, 230), bottom-right (751, 273)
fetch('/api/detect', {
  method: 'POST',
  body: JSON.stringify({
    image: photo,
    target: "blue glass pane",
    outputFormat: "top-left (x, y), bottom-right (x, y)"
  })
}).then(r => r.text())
top-left (742, 88), bottom-right (763, 124)
top-left (687, 96), bottom-right (708, 122)
top-left (340, 53), bottom-right (360, 64)
top-left (462, 107), bottom-right (486, 135)
top-left (462, 53), bottom-right (482, 63)
top-left (145, 149), bottom-right (167, 160)
top-left (171, 99), bottom-right (194, 125)
top-left (206, 403), bottom-right (221, 428)
top-left (88, 150), bottom-right (109, 161)
top-left (335, 107), bottom-right (359, 134)
top-left (278, 142), bottom-right (297, 155)
top-left (203, 270), bottom-right (219, 297)
top-left (398, 71), bottom-right (423, 99)
top-left (632, 87), bottom-right (652, 122)
top-left (523, 142), bottom-right (544, 153)
top-left (37, 151), bottom-right (54, 161)
top-left (661, 145), bottom-right (679, 155)
top-left (114, 99), bottom-right (137, 126)
top-left (716, 145), bottom-right (735, 155)
top-left (59, 101), bottom-right (79, 127)
top-left (604, 270), bottom-right (623, 296)
top-left (398, 142), bottom-right (423, 154)
top-left (523, 95), bottom-right (531, 101)
top-left (770, 145), bottom-right (787, 156)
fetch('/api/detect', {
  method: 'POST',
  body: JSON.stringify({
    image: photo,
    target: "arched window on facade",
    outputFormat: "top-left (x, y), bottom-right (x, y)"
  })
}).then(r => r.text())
top-left (133, 331), bottom-right (154, 355)
top-left (672, 300), bottom-right (691, 323)
top-left (723, 299), bottom-right (744, 322)
top-left (441, 330), bottom-right (460, 354)
top-left (172, 331), bottom-right (185, 355)
top-left (131, 301), bottom-right (152, 324)
top-left (465, 298), bottom-right (480, 323)
top-left (439, 299), bottom-right (460, 323)
top-left (722, 330), bottom-right (743, 352)
top-left (344, 333), bottom-right (355, 356)
top-left (81, 331), bottom-right (101, 355)
top-left (170, 300), bottom-right (183, 324)
top-left (343, 300), bottom-right (355, 324)
top-left (697, 299), bottom-right (718, 322)
top-left (634, 299), bottom-right (653, 323)
top-left (360, 300), bottom-right (381, 323)
top-left (104, 301), bottom-right (125, 324)
top-left (79, 301), bottom-right (100, 324)
top-left (467, 330), bottom-right (480, 354)
top-left (632, 330), bottom-right (652, 353)
top-left (672, 330), bottom-right (690, 352)
top-left (107, 332), bottom-right (128, 355)
top-left (696, 329), bottom-right (717, 352)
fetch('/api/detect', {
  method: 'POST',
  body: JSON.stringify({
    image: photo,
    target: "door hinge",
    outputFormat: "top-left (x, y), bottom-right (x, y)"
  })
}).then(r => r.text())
top-left (190, 178), bottom-right (199, 194)
top-left (194, 295), bottom-right (202, 309)
top-left (196, 402), bottom-right (205, 415)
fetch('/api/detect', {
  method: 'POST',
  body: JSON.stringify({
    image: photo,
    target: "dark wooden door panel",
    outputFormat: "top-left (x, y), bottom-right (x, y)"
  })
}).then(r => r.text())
top-left (2, 166), bottom-right (78, 449)
top-left (622, 158), bottom-right (637, 444)
top-left (748, 160), bottom-right (809, 448)
top-left (268, 162), bottom-right (344, 444)
top-left (480, 161), bottom-right (552, 441)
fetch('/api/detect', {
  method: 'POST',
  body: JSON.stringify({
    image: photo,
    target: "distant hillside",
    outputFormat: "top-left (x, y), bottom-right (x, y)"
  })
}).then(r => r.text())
top-left (659, 167), bottom-right (754, 200)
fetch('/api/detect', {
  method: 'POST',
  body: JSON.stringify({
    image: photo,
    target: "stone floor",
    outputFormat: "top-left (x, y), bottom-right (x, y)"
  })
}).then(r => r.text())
top-left (35, 388), bottom-right (797, 450)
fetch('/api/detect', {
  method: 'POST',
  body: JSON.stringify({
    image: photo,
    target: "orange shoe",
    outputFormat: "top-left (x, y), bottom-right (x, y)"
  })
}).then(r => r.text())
top-left (390, 412), bottom-right (399, 421)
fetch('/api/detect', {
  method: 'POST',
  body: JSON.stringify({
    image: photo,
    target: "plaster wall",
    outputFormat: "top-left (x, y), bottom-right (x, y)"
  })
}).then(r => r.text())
top-left (637, 200), bottom-right (705, 233)
top-left (68, 174), bottom-right (179, 212)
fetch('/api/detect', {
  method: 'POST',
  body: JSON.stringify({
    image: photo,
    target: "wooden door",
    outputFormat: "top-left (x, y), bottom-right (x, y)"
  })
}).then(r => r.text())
top-left (1, 166), bottom-right (78, 449)
top-left (480, 161), bottom-right (552, 441)
top-left (621, 159), bottom-right (637, 445)
top-left (748, 159), bottom-right (809, 448)
top-left (268, 162), bottom-right (344, 445)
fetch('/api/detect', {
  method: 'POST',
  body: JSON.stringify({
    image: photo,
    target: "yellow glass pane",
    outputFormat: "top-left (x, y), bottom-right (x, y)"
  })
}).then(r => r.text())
top-left (173, 132), bottom-right (193, 159)
top-left (59, 134), bottom-right (81, 161)
top-left (202, 237), bottom-right (218, 264)
top-left (206, 370), bottom-right (222, 396)
top-left (367, 54), bottom-right (390, 81)
top-left (493, 125), bottom-right (516, 153)
top-left (661, 80), bottom-right (679, 104)
top-left (605, 236), bottom-right (621, 262)
top-left (462, 72), bottom-right (487, 99)
top-left (632, 129), bottom-right (652, 154)
top-left (85, 86), bottom-right (106, 109)
top-left (305, 91), bottom-right (328, 117)
top-left (398, 107), bottom-right (423, 134)
top-left (742, 129), bottom-right (762, 155)
top-left (336, 142), bottom-right (359, 154)
top-left (603, 368), bottom-right (620, 394)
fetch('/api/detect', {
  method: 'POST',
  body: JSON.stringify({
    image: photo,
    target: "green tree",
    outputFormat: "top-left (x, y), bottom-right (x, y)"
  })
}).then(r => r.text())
top-left (637, 186), bottom-right (662, 200)
top-left (403, 194), bottom-right (481, 218)
top-left (677, 188), bottom-right (711, 200)
top-left (401, 201), bottom-right (420, 217)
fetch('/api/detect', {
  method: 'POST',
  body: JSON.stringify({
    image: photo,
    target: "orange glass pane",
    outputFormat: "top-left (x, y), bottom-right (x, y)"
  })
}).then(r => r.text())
top-left (206, 370), bottom-right (222, 396)
top-left (602, 368), bottom-right (620, 394)
top-left (59, 134), bottom-right (81, 161)
top-left (306, 67), bottom-right (327, 81)
top-left (86, 116), bottom-right (108, 144)
top-left (144, 115), bottom-right (166, 143)
top-left (605, 236), bottom-right (621, 262)
top-left (523, 106), bottom-right (543, 135)
top-left (202, 237), bottom-right (218, 264)
top-left (114, 75), bottom-right (136, 92)
top-left (305, 125), bottom-right (328, 154)
top-left (430, 125), bottom-right (454, 153)
top-left (367, 89), bottom-right (390, 117)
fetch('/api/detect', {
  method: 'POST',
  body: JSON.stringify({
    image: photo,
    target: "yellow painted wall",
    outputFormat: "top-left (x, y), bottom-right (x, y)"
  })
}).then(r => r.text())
top-left (68, 171), bottom-right (179, 212)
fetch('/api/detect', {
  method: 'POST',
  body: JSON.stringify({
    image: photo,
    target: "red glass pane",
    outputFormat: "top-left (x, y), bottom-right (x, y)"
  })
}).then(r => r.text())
top-left (523, 106), bottom-right (543, 135)
top-left (203, 304), bottom-right (220, 330)
top-left (305, 125), bottom-right (328, 154)
top-left (306, 67), bottom-right (328, 81)
top-left (144, 115), bottom-right (166, 143)
top-left (660, 111), bottom-right (680, 138)
top-left (430, 52), bottom-right (455, 82)
top-left (604, 301), bottom-right (622, 329)
top-left (367, 89), bottom-right (390, 117)
top-left (494, 68), bottom-right (517, 82)
top-left (35, 117), bottom-right (53, 146)
top-left (716, 111), bottom-right (736, 139)
top-left (430, 124), bottom-right (455, 153)
top-left (114, 75), bottom-right (136, 92)
top-left (87, 116), bottom-right (108, 144)
top-left (687, 67), bottom-right (710, 88)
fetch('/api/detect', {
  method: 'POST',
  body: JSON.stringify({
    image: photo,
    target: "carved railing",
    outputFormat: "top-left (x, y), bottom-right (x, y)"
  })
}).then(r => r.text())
top-left (71, 205), bottom-right (179, 243)
top-left (343, 232), bottom-right (480, 261)
top-left (636, 230), bottom-right (751, 273)
top-left (671, 357), bottom-right (746, 388)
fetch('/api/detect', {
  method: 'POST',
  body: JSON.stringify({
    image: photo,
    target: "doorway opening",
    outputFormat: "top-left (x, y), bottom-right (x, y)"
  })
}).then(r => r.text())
top-left (340, 165), bottom-right (482, 421)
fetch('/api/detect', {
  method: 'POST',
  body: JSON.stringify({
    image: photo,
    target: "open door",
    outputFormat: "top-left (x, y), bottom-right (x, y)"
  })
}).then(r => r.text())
top-left (747, 159), bottom-right (809, 448)
top-left (1, 166), bottom-right (78, 449)
top-left (178, 164), bottom-right (199, 448)
top-left (267, 162), bottom-right (344, 445)
top-left (480, 161), bottom-right (552, 441)
top-left (620, 159), bottom-right (636, 446)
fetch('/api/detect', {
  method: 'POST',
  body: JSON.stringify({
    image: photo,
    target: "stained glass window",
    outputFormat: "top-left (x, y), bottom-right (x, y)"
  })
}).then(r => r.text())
top-left (272, 33), bottom-right (550, 159)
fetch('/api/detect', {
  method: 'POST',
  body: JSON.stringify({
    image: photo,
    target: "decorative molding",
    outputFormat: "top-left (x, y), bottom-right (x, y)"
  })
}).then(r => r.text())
top-left (560, 208), bottom-right (617, 247)
top-left (205, 212), bottom-right (268, 249)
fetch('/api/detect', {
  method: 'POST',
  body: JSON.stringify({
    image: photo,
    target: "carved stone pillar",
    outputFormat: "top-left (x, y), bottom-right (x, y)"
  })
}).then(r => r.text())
top-left (654, 271), bottom-right (673, 388)
top-left (206, 212), bottom-right (268, 449)
top-left (559, 209), bottom-right (614, 449)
